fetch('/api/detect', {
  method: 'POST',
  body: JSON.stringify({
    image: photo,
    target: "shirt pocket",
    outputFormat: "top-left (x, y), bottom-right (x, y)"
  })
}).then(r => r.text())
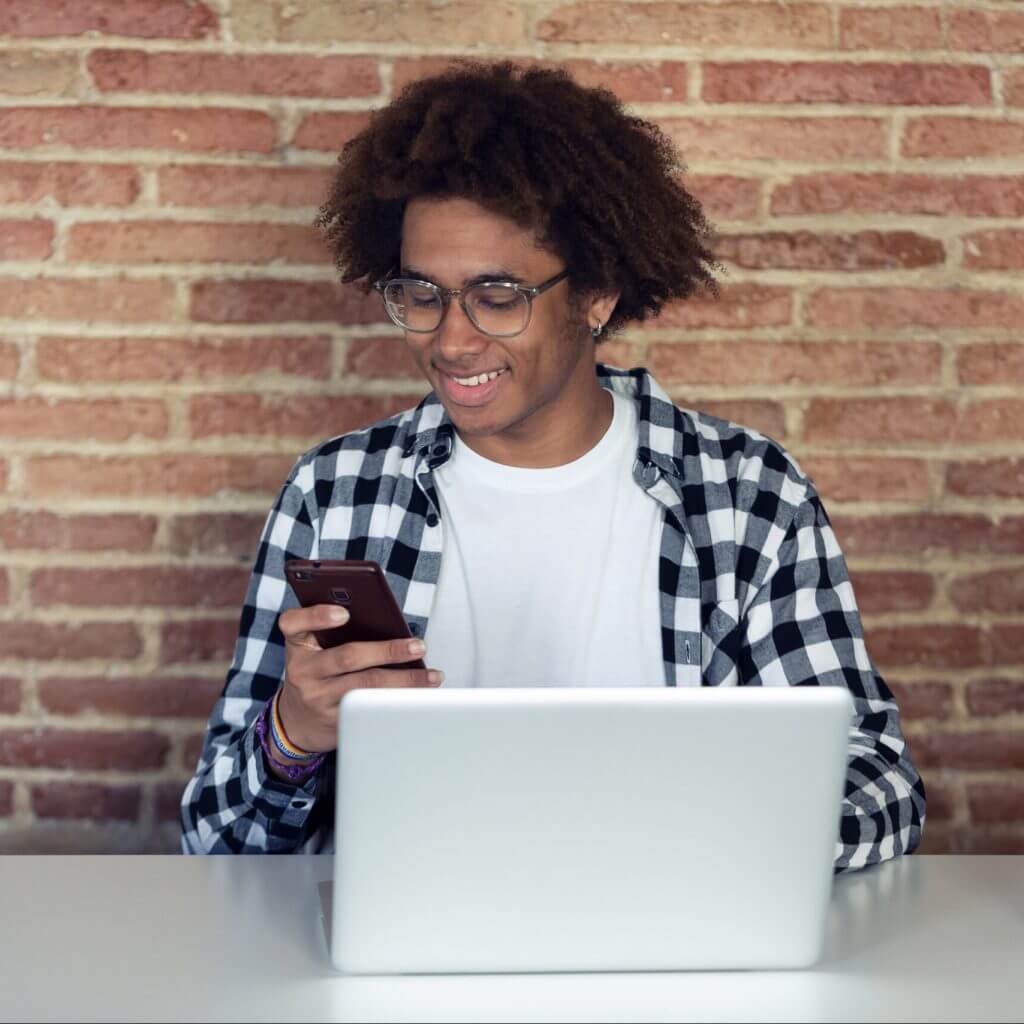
top-left (701, 598), bottom-right (741, 687)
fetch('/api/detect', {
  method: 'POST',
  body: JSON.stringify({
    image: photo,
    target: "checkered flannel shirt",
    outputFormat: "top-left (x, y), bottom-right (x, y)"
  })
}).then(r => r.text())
top-left (181, 363), bottom-right (926, 868)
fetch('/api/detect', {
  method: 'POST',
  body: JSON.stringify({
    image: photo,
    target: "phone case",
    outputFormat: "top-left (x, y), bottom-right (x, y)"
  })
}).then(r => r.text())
top-left (283, 559), bottom-right (427, 670)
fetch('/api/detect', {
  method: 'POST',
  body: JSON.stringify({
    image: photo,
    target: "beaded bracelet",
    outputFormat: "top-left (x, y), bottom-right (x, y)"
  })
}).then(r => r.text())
top-left (254, 698), bottom-right (325, 785)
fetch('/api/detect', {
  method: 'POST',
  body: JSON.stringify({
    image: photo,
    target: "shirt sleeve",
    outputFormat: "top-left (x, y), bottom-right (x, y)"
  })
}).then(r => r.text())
top-left (738, 480), bottom-right (927, 874)
top-left (180, 458), bottom-right (330, 854)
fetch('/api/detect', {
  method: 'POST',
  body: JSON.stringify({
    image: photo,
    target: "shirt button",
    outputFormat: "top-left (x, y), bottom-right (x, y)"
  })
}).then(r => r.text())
top-left (293, 801), bottom-right (308, 810)
top-left (431, 444), bottom-right (447, 457)
top-left (426, 514), bottom-right (439, 527)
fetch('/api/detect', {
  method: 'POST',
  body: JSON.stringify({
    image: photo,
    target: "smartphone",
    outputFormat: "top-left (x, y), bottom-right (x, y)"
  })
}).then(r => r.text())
top-left (283, 559), bottom-right (426, 670)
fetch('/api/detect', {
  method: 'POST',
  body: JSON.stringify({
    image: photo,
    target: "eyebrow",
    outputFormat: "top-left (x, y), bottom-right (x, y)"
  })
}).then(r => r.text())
top-left (400, 265), bottom-right (527, 287)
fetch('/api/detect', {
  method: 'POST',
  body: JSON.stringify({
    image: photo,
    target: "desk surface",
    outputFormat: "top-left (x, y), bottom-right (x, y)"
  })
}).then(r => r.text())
top-left (1, 855), bottom-right (1021, 1023)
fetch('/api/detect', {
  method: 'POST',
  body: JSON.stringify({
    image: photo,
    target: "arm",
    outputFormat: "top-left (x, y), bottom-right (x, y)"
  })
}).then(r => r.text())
top-left (180, 459), bottom-right (329, 854)
top-left (738, 483), bottom-right (927, 873)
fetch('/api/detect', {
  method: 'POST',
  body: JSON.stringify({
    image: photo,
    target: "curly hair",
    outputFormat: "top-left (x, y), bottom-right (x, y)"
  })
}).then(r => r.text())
top-left (316, 60), bottom-right (722, 339)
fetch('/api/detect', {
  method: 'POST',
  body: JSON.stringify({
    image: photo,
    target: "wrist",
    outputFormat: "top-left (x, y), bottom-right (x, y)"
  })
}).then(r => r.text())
top-left (255, 697), bottom-right (324, 784)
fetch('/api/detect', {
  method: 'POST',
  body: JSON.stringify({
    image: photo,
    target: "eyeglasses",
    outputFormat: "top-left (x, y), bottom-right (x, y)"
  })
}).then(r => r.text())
top-left (374, 268), bottom-right (570, 338)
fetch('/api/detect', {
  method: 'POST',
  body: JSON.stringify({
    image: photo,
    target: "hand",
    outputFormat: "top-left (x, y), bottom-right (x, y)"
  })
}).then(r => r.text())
top-left (274, 604), bottom-right (442, 754)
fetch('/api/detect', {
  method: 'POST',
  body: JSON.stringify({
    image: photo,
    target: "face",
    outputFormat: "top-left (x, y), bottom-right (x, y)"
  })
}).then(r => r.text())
top-left (397, 196), bottom-right (617, 467)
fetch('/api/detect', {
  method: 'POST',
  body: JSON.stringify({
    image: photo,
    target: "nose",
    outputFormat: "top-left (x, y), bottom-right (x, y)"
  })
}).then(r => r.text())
top-left (434, 296), bottom-right (488, 361)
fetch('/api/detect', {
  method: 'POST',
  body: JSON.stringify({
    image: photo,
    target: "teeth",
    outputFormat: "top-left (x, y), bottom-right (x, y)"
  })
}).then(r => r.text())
top-left (453, 369), bottom-right (506, 387)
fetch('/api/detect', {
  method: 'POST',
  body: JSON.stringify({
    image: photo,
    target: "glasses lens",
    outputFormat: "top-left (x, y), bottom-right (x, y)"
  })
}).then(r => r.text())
top-left (383, 281), bottom-right (442, 331)
top-left (465, 284), bottom-right (530, 337)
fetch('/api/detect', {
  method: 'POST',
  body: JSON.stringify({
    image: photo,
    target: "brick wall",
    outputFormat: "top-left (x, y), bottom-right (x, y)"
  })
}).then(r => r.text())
top-left (0, 0), bottom-right (1021, 854)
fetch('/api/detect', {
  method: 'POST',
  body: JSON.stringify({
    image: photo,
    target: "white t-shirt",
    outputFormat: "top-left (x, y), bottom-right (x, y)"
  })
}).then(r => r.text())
top-left (425, 389), bottom-right (667, 688)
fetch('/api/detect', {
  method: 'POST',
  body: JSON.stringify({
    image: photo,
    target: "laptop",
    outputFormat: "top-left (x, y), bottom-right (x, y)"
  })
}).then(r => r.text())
top-left (329, 686), bottom-right (853, 974)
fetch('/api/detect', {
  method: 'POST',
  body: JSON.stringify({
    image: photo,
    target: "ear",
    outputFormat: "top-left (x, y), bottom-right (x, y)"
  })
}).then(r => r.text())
top-left (586, 291), bottom-right (620, 334)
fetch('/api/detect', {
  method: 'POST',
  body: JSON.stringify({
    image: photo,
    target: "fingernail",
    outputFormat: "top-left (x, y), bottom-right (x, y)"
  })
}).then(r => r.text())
top-left (408, 640), bottom-right (426, 655)
top-left (328, 606), bottom-right (349, 623)
top-left (428, 670), bottom-right (444, 685)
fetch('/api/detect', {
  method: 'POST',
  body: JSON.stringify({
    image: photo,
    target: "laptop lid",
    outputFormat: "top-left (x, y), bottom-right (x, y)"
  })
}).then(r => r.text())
top-left (331, 686), bottom-right (852, 974)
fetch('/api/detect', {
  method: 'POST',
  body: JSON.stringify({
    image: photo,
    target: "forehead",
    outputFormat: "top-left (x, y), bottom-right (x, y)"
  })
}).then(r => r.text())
top-left (400, 196), bottom-right (555, 273)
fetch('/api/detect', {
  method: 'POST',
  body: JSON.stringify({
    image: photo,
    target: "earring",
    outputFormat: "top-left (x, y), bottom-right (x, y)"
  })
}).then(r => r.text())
top-left (591, 321), bottom-right (604, 338)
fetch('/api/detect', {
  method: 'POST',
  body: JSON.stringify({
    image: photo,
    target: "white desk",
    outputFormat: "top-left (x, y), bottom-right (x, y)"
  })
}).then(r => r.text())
top-left (1, 856), bottom-right (1021, 1022)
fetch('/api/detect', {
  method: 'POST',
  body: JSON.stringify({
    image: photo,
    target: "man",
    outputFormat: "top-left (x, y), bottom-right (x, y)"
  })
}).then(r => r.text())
top-left (181, 61), bottom-right (925, 868)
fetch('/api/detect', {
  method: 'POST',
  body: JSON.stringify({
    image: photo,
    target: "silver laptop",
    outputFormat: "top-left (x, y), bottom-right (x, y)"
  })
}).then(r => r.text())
top-left (330, 686), bottom-right (852, 974)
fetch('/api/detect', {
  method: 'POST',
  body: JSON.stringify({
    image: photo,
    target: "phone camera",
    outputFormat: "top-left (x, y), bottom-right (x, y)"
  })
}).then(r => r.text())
top-left (295, 571), bottom-right (311, 581)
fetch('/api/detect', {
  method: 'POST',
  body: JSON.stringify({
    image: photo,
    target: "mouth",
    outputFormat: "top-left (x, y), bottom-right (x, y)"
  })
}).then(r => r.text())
top-left (435, 366), bottom-right (509, 408)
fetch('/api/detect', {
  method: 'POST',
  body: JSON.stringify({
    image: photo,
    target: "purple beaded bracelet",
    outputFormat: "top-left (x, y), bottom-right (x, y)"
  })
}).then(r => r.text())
top-left (254, 698), bottom-right (325, 785)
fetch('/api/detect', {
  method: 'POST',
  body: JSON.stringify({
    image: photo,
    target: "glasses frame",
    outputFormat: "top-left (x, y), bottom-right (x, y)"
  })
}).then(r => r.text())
top-left (374, 268), bottom-right (571, 338)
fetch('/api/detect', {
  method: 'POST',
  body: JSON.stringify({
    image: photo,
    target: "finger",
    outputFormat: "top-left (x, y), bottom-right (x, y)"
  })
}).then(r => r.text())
top-left (279, 603), bottom-right (349, 648)
top-left (323, 636), bottom-right (427, 678)
top-left (323, 666), bottom-right (442, 701)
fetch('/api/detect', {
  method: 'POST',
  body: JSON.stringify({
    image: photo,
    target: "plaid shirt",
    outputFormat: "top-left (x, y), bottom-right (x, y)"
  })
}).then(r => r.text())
top-left (181, 363), bottom-right (926, 869)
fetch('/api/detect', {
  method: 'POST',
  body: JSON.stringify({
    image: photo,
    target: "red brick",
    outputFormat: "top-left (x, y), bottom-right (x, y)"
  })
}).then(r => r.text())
top-left (868, 625), bottom-right (984, 670)
top-left (0, 510), bottom-right (157, 551)
top-left (958, 343), bottom-right (1024, 385)
top-left (167, 513), bottom-right (266, 559)
top-left (839, 7), bottom-right (943, 51)
top-left (951, 569), bottom-right (1024, 614)
top-left (0, 569), bottom-right (9, 604)
top-left (0, 340), bottom-right (17, 379)
top-left (37, 335), bottom-right (331, 383)
top-left (886, 680), bottom-right (954, 722)
top-left (160, 619), bottom-right (237, 666)
top-left (677, 399), bottom-right (786, 441)
top-left (703, 62), bottom-right (990, 106)
top-left (538, 2), bottom-right (831, 47)
top-left (233, 0), bottom-right (526, 45)
top-left (946, 459), bottom-right (1024, 499)
top-left (831, 514), bottom-right (1024, 558)
top-left (0, 397), bottom-right (167, 441)
top-left (650, 340), bottom-right (940, 387)
top-left (967, 679), bottom-right (1024, 717)
top-left (799, 458), bottom-right (931, 503)
top-left (38, 676), bottom-right (223, 719)
top-left (920, 779), bottom-right (956, 822)
top-left (182, 733), bottom-right (205, 770)
top-left (903, 117), bottom-right (1024, 159)
top-left (0, 0), bottom-right (218, 39)
top-left (156, 780), bottom-right (188, 822)
top-left (0, 458), bottom-right (7, 492)
top-left (0, 107), bottom-right (275, 154)
top-left (392, 57), bottom-right (688, 102)
top-left (990, 625), bottom-right (1024, 666)
top-left (157, 164), bottom-right (328, 208)
top-left (684, 174), bottom-right (761, 221)
top-left (771, 173), bottom-right (1024, 218)
top-left (949, 10), bottom-right (1024, 53)
top-left (31, 567), bottom-right (248, 609)
top-left (805, 287), bottom-right (1024, 329)
top-left (0, 621), bottom-right (142, 661)
top-left (957, 400), bottom-right (1024, 444)
top-left (913, 732), bottom-right (1024, 772)
top-left (803, 397), bottom-right (956, 444)
top-left (24, 453), bottom-right (294, 499)
top-left (715, 230), bottom-right (944, 271)
top-left (1005, 70), bottom-right (1024, 108)
top-left (960, 832), bottom-right (1024, 855)
top-left (68, 221), bottom-right (328, 265)
top-left (0, 161), bottom-right (140, 206)
top-left (0, 677), bottom-right (21, 714)
top-left (0, 780), bottom-right (12, 817)
top-left (661, 116), bottom-right (887, 162)
top-left (0, 729), bottom-right (168, 770)
top-left (344, 335), bottom-right (419, 378)
top-left (850, 571), bottom-right (935, 614)
top-left (0, 218), bottom-right (53, 260)
top-left (0, 277), bottom-right (175, 323)
top-left (30, 781), bottom-right (141, 822)
top-left (653, 284), bottom-right (793, 330)
top-left (189, 392), bottom-right (417, 439)
top-left (89, 50), bottom-right (378, 98)
top-left (962, 229), bottom-right (1024, 270)
top-left (190, 279), bottom-right (386, 325)
top-left (291, 111), bottom-right (373, 151)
